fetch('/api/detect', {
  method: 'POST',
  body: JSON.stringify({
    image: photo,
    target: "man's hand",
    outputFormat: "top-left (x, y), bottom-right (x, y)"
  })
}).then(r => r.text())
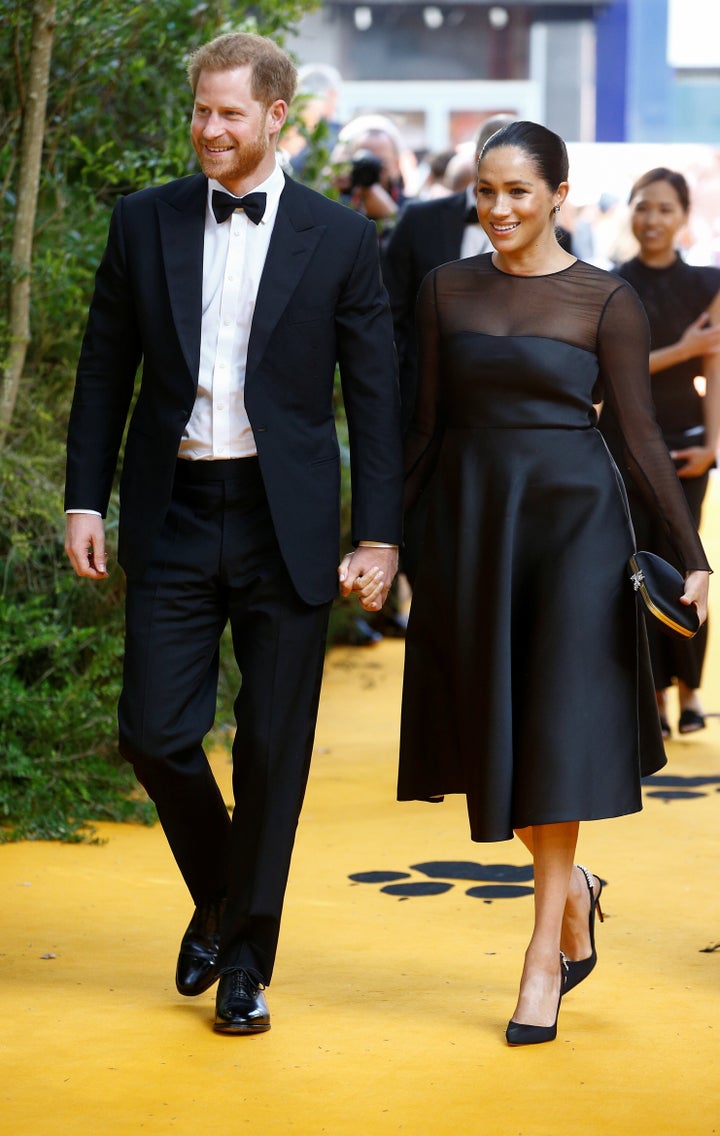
top-left (355, 184), bottom-right (398, 221)
top-left (337, 546), bottom-right (399, 611)
top-left (65, 513), bottom-right (109, 579)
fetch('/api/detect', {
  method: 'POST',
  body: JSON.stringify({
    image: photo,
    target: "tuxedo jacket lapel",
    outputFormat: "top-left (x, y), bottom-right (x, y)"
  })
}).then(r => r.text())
top-left (156, 175), bottom-right (206, 384)
top-left (247, 177), bottom-right (325, 382)
top-left (438, 192), bottom-right (466, 262)
top-left (154, 173), bottom-right (326, 388)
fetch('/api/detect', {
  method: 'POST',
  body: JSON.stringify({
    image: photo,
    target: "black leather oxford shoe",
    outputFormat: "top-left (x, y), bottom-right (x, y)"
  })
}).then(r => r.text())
top-left (213, 968), bottom-right (271, 1034)
top-left (175, 899), bottom-right (225, 997)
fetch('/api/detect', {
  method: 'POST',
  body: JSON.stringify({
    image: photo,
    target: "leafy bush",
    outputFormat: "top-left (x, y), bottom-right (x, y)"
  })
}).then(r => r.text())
top-left (0, 436), bottom-right (153, 841)
top-left (0, 584), bottom-right (155, 841)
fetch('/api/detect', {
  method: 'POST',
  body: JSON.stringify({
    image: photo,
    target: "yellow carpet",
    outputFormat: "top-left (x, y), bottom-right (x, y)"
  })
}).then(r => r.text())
top-left (3, 485), bottom-right (720, 1135)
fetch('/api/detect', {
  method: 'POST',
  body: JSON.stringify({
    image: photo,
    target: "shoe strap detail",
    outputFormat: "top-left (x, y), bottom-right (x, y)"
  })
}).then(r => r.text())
top-left (576, 864), bottom-right (594, 895)
top-left (576, 864), bottom-right (604, 922)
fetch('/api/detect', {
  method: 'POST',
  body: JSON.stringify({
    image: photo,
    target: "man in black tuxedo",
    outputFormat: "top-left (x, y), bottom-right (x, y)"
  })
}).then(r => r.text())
top-left (64, 32), bottom-right (402, 1035)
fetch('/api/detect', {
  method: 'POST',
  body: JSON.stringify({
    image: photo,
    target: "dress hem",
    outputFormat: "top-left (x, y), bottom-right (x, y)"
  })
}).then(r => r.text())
top-left (397, 793), bottom-right (646, 843)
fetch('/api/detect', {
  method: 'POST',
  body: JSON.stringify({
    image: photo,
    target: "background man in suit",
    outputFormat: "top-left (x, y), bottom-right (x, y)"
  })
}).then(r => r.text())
top-left (382, 114), bottom-right (515, 434)
top-left (64, 32), bottom-right (402, 1036)
top-left (380, 116), bottom-right (511, 588)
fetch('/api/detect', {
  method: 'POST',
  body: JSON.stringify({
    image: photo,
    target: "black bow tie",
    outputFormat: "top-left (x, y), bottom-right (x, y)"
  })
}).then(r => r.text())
top-left (465, 205), bottom-right (479, 225)
top-left (211, 189), bottom-right (267, 225)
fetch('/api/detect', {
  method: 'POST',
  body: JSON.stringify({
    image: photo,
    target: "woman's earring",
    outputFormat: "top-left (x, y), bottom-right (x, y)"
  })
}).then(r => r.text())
top-left (553, 204), bottom-right (560, 214)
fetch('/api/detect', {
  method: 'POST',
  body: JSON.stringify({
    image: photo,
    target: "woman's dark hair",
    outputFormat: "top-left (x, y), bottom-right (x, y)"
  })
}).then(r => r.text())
top-left (628, 167), bottom-right (690, 212)
top-left (480, 120), bottom-right (569, 190)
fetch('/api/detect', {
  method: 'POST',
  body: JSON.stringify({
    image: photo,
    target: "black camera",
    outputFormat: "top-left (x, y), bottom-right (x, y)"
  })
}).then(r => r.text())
top-left (350, 150), bottom-right (383, 189)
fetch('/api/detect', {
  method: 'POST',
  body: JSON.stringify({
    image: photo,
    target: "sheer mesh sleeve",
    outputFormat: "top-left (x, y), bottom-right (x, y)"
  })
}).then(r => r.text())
top-left (598, 284), bottom-right (711, 572)
top-left (403, 269), bottom-right (443, 510)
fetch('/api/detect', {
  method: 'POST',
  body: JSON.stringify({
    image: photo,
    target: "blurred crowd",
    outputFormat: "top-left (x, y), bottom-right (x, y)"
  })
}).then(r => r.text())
top-left (280, 62), bottom-right (720, 273)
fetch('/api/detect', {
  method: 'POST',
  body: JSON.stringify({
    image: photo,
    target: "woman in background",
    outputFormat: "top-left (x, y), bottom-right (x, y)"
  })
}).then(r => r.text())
top-left (601, 168), bottom-right (720, 737)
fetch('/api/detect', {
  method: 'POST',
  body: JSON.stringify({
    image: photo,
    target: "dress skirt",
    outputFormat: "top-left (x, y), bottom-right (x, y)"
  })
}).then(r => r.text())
top-left (398, 424), bottom-right (667, 843)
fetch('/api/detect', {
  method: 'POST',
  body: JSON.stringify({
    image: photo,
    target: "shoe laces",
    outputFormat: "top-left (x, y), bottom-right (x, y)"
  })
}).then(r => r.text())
top-left (226, 968), bottom-right (264, 997)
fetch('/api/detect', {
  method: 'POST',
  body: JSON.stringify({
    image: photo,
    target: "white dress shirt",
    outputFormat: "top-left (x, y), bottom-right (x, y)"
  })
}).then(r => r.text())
top-left (460, 185), bottom-right (492, 260)
top-left (67, 162), bottom-right (286, 515)
top-left (179, 161), bottom-right (286, 460)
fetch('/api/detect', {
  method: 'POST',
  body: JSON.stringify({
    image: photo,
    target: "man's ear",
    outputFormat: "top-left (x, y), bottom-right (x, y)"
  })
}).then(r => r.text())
top-left (267, 99), bottom-right (288, 138)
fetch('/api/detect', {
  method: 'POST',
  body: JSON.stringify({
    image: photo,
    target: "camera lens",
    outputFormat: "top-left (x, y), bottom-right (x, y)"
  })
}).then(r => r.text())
top-left (350, 150), bottom-right (383, 189)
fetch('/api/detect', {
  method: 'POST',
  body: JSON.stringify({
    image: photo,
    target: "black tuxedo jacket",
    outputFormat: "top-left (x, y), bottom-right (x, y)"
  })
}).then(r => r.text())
top-left (65, 172), bottom-right (402, 605)
top-left (382, 192), bottom-right (469, 427)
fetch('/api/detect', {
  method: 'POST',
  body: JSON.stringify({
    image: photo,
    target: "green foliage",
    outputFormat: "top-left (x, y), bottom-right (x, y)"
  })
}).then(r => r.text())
top-left (1, 0), bottom-right (324, 841)
top-left (0, 430), bottom-right (154, 841)
top-left (0, 582), bottom-right (156, 843)
top-left (1, 0), bottom-right (321, 367)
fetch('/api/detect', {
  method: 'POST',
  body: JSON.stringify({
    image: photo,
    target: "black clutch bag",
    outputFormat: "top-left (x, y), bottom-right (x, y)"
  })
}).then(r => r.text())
top-left (628, 551), bottom-right (700, 641)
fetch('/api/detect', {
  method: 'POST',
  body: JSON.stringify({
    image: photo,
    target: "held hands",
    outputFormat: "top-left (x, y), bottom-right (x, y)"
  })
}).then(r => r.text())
top-left (670, 446), bottom-right (716, 478)
top-left (681, 570), bottom-right (710, 627)
top-left (65, 513), bottom-right (109, 579)
top-left (337, 545), bottom-right (399, 612)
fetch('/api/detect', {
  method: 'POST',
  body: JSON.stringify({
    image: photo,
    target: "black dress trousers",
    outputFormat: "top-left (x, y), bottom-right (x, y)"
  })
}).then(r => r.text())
top-left (118, 457), bottom-right (332, 983)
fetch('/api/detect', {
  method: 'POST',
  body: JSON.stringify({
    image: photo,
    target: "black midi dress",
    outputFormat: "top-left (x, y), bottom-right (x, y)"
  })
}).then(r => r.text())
top-left (398, 255), bottom-right (710, 843)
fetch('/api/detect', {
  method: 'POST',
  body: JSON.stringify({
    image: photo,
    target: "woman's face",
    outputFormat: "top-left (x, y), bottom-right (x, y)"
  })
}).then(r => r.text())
top-left (476, 145), bottom-right (564, 256)
top-left (630, 179), bottom-right (687, 260)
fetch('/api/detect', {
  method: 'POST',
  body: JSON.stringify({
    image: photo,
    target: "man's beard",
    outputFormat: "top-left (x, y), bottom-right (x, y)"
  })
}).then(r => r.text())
top-left (195, 129), bottom-right (270, 185)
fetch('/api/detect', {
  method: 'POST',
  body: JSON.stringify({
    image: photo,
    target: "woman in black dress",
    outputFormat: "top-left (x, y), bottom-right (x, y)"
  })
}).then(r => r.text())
top-left (398, 123), bottom-right (710, 1046)
top-left (601, 168), bottom-right (720, 737)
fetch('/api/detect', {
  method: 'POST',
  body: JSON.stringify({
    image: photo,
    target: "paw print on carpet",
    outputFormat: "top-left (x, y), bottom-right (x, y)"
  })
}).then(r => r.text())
top-left (349, 860), bottom-right (534, 902)
top-left (643, 773), bottom-right (720, 801)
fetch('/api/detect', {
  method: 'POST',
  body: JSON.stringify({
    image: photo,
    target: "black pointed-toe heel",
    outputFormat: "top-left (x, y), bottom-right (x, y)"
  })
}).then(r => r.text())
top-left (563, 864), bottom-right (604, 995)
top-left (506, 955), bottom-right (568, 1047)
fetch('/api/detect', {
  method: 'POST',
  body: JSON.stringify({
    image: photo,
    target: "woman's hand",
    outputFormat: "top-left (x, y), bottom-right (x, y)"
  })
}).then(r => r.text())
top-left (681, 570), bottom-right (710, 626)
top-left (670, 445), bottom-right (716, 478)
top-left (676, 312), bottom-right (720, 362)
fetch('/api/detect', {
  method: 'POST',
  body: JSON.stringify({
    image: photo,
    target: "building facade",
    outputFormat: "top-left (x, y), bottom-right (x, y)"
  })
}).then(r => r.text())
top-left (288, 0), bottom-right (720, 149)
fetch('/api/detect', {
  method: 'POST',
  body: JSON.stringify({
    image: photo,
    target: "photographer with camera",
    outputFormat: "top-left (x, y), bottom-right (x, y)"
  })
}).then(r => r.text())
top-left (328, 114), bottom-right (412, 645)
top-left (332, 114), bottom-right (409, 235)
